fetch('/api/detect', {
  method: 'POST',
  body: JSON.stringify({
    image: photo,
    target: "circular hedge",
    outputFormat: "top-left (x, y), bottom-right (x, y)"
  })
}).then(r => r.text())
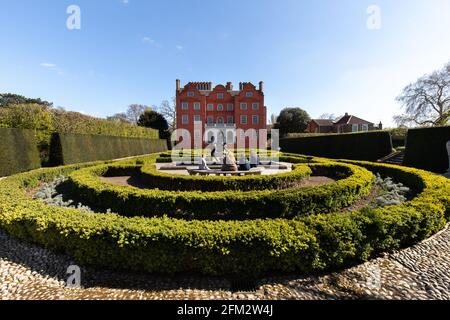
top-left (139, 163), bottom-right (312, 192)
top-left (0, 153), bottom-right (448, 277)
top-left (64, 158), bottom-right (374, 219)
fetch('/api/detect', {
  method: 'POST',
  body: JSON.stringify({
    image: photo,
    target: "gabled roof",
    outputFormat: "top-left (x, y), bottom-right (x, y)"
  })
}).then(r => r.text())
top-left (311, 119), bottom-right (334, 126)
top-left (334, 114), bottom-right (374, 125)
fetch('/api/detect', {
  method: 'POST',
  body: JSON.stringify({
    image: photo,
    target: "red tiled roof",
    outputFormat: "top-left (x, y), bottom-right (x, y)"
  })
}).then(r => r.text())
top-left (311, 119), bottom-right (334, 126)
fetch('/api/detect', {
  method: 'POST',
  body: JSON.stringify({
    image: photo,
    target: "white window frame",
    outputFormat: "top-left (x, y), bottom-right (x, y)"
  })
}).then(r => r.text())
top-left (240, 115), bottom-right (248, 124)
top-left (217, 93), bottom-right (224, 99)
top-left (227, 103), bottom-right (234, 111)
top-left (181, 102), bottom-right (188, 110)
top-left (362, 124), bottom-right (369, 131)
top-left (187, 91), bottom-right (194, 97)
top-left (217, 117), bottom-right (224, 124)
top-left (207, 116), bottom-right (214, 124)
top-left (193, 102), bottom-right (201, 110)
top-left (246, 91), bottom-right (253, 97)
top-left (217, 104), bottom-right (224, 111)
top-left (252, 115), bottom-right (259, 124)
top-left (207, 104), bottom-right (214, 111)
top-left (352, 124), bottom-right (359, 132)
top-left (252, 103), bottom-right (259, 110)
top-left (240, 103), bottom-right (247, 110)
top-left (227, 116), bottom-right (234, 124)
top-left (194, 115), bottom-right (201, 123)
top-left (181, 115), bottom-right (189, 124)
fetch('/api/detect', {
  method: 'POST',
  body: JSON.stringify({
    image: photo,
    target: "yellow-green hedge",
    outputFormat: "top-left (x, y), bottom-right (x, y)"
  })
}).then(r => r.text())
top-left (65, 157), bottom-right (374, 219)
top-left (0, 153), bottom-right (448, 276)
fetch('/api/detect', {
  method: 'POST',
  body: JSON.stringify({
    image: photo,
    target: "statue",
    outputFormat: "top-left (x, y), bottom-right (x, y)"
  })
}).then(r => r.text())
top-left (221, 150), bottom-right (238, 172)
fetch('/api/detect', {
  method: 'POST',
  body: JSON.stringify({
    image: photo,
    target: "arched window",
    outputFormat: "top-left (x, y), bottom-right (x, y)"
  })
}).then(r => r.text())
top-left (217, 117), bottom-right (224, 124)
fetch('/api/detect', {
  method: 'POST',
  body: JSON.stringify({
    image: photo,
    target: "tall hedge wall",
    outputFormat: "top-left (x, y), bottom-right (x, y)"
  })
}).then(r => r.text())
top-left (49, 133), bottom-right (167, 165)
top-left (279, 131), bottom-right (393, 161)
top-left (403, 126), bottom-right (450, 173)
top-left (0, 128), bottom-right (41, 176)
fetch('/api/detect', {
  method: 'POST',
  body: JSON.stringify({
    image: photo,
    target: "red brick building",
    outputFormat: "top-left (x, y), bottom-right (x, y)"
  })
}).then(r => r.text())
top-left (175, 80), bottom-right (267, 148)
top-left (307, 113), bottom-right (382, 134)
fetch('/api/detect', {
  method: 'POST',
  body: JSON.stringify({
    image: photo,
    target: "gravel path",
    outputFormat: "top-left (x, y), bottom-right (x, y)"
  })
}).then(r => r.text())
top-left (1, 223), bottom-right (448, 300)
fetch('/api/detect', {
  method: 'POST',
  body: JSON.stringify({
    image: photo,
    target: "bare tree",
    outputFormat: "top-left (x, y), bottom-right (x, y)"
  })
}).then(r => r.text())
top-left (318, 113), bottom-right (336, 120)
top-left (107, 113), bottom-right (129, 123)
top-left (269, 113), bottom-right (278, 125)
top-left (394, 61), bottom-right (450, 127)
top-left (158, 98), bottom-right (176, 131)
top-left (126, 104), bottom-right (150, 124)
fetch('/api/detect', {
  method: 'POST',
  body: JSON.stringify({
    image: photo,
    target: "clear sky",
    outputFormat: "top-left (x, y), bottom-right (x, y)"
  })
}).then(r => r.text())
top-left (0, 0), bottom-right (449, 127)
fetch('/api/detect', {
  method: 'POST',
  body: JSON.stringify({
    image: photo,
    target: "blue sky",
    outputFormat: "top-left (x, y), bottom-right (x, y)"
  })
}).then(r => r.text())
top-left (0, 0), bottom-right (449, 127)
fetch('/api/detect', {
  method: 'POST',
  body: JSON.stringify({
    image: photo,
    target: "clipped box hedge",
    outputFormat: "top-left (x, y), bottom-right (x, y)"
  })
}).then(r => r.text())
top-left (49, 132), bottom-right (168, 165)
top-left (0, 128), bottom-right (41, 177)
top-left (403, 126), bottom-right (450, 173)
top-left (140, 160), bottom-right (312, 192)
top-left (0, 154), bottom-right (448, 276)
top-left (65, 158), bottom-right (374, 219)
top-left (280, 131), bottom-right (393, 161)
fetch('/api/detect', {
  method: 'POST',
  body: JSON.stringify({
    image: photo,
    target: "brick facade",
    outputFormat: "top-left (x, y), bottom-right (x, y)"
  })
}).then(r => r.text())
top-left (175, 80), bottom-right (267, 148)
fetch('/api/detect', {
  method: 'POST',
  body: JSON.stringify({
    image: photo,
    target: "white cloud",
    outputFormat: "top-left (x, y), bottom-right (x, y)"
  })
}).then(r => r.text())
top-left (142, 37), bottom-right (155, 44)
top-left (122, 0), bottom-right (129, 4)
top-left (142, 37), bottom-right (161, 48)
top-left (176, 45), bottom-right (184, 51)
top-left (40, 63), bottom-right (56, 68)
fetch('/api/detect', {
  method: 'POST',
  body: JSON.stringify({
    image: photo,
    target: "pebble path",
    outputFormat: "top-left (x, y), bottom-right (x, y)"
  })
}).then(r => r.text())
top-left (1, 223), bottom-right (448, 300)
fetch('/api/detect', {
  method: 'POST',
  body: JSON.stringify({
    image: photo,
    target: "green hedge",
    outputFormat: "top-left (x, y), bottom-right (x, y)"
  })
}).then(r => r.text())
top-left (49, 133), bottom-right (168, 165)
top-left (0, 154), bottom-right (448, 276)
top-left (0, 128), bottom-right (41, 177)
top-left (280, 131), bottom-right (393, 161)
top-left (65, 158), bottom-right (374, 219)
top-left (403, 126), bottom-right (450, 173)
top-left (140, 161), bottom-right (311, 192)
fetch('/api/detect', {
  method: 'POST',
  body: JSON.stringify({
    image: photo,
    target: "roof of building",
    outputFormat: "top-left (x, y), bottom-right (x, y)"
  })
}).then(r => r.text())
top-left (334, 113), bottom-right (373, 125)
top-left (311, 119), bottom-right (334, 126)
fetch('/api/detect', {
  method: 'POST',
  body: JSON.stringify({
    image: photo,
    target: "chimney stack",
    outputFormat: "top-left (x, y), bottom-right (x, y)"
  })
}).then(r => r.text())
top-left (176, 79), bottom-right (181, 91)
top-left (239, 82), bottom-right (243, 91)
top-left (259, 81), bottom-right (264, 92)
top-left (226, 82), bottom-right (233, 90)
top-left (378, 121), bottom-right (383, 130)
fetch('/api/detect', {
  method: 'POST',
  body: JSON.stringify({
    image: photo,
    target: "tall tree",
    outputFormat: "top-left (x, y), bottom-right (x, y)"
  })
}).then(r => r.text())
top-left (274, 107), bottom-right (311, 137)
top-left (0, 93), bottom-right (53, 107)
top-left (158, 98), bottom-right (176, 131)
top-left (137, 109), bottom-right (169, 139)
top-left (126, 104), bottom-right (149, 124)
top-left (394, 61), bottom-right (450, 127)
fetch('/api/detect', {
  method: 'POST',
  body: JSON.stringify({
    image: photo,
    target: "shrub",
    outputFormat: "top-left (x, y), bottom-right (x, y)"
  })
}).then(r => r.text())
top-left (49, 133), bottom-right (168, 165)
top-left (0, 154), bottom-right (448, 276)
top-left (0, 128), bottom-right (41, 177)
top-left (51, 109), bottom-right (159, 139)
top-left (280, 131), bottom-right (393, 161)
top-left (403, 126), bottom-right (450, 173)
top-left (140, 162), bottom-right (312, 192)
top-left (0, 105), bottom-right (160, 165)
top-left (65, 158), bottom-right (374, 219)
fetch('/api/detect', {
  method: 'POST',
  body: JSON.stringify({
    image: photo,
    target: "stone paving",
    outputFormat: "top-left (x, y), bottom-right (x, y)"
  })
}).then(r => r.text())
top-left (1, 223), bottom-right (449, 300)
